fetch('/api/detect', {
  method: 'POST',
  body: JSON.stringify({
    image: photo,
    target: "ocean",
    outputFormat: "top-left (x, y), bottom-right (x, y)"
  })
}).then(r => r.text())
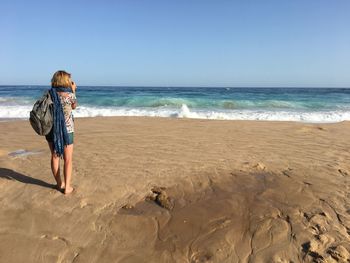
top-left (1, 86), bottom-right (349, 123)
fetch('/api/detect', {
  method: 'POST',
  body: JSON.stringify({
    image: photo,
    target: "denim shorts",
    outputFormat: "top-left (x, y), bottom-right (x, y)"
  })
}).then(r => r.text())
top-left (46, 130), bottom-right (74, 145)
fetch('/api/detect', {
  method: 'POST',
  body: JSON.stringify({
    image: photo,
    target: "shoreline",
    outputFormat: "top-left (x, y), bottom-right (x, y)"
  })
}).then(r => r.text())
top-left (0, 117), bottom-right (349, 262)
top-left (2, 115), bottom-right (350, 124)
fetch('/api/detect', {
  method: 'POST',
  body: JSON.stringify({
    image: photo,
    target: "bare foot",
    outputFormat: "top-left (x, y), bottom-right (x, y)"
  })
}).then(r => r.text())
top-left (56, 183), bottom-right (65, 192)
top-left (64, 186), bottom-right (75, 195)
top-left (58, 183), bottom-right (65, 189)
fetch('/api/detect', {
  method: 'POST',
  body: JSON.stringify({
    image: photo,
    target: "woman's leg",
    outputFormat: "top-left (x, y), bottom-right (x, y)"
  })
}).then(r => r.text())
top-left (48, 142), bottom-right (64, 189)
top-left (63, 144), bottom-right (74, 194)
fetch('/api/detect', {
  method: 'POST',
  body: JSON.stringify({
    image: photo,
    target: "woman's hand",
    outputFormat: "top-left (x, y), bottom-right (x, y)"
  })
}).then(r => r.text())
top-left (71, 81), bottom-right (77, 93)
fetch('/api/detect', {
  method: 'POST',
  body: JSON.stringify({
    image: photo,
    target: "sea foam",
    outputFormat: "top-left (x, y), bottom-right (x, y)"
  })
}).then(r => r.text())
top-left (1, 104), bottom-right (349, 123)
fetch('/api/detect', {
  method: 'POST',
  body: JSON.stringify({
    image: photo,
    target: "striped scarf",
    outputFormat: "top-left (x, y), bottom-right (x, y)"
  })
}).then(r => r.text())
top-left (49, 87), bottom-right (73, 157)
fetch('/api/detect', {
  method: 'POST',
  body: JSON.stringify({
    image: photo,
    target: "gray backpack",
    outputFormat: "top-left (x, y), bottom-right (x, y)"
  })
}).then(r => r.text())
top-left (29, 90), bottom-right (53, 135)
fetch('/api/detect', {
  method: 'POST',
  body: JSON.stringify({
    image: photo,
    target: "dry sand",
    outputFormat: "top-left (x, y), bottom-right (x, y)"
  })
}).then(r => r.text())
top-left (0, 117), bottom-right (349, 263)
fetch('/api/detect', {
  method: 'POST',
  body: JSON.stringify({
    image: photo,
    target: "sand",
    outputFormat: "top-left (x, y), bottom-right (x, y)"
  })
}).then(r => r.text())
top-left (0, 117), bottom-right (349, 263)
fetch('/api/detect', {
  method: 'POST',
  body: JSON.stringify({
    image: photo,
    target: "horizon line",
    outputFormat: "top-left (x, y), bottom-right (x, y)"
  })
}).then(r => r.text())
top-left (1, 84), bottom-right (350, 89)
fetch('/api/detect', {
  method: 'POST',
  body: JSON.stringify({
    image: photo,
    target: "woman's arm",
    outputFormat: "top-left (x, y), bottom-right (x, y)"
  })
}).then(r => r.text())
top-left (72, 101), bottom-right (77, 109)
top-left (71, 81), bottom-right (78, 109)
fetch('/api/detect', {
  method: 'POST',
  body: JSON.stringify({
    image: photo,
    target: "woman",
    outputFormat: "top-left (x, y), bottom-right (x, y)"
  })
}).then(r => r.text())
top-left (46, 70), bottom-right (77, 195)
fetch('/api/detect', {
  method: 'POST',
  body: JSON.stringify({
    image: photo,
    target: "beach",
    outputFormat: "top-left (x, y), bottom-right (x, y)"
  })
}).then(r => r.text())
top-left (0, 117), bottom-right (349, 262)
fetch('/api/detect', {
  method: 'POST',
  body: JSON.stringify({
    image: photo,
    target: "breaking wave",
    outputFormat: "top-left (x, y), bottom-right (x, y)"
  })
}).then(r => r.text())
top-left (1, 104), bottom-right (349, 123)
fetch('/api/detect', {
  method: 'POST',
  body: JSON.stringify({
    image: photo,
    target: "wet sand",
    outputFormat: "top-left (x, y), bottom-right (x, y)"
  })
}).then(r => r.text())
top-left (0, 117), bottom-right (349, 262)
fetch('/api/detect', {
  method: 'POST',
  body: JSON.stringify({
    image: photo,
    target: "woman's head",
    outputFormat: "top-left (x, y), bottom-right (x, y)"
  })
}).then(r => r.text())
top-left (51, 70), bottom-right (72, 88)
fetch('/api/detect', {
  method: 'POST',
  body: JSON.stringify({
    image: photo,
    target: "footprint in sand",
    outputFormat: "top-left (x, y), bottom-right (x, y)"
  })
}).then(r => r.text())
top-left (304, 211), bottom-right (329, 235)
top-left (302, 239), bottom-right (325, 262)
top-left (302, 212), bottom-right (329, 260)
top-left (253, 162), bottom-right (266, 170)
top-left (282, 170), bottom-right (291, 178)
top-left (327, 245), bottom-right (350, 262)
top-left (302, 207), bottom-right (350, 262)
top-left (281, 167), bottom-right (294, 178)
top-left (303, 240), bottom-right (350, 262)
top-left (190, 251), bottom-right (213, 263)
top-left (338, 169), bottom-right (349, 177)
top-left (80, 199), bottom-right (89, 208)
top-left (146, 186), bottom-right (174, 210)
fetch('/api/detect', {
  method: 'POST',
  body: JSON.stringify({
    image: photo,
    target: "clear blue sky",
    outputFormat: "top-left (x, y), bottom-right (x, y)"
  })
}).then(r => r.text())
top-left (1, 0), bottom-right (349, 87)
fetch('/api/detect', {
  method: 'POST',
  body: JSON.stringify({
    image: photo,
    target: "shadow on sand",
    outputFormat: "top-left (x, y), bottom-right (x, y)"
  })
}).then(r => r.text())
top-left (0, 168), bottom-right (55, 189)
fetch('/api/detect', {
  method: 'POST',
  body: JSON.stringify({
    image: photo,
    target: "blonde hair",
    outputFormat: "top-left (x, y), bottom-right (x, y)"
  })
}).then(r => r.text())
top-left (51, 70), bottom-right (72, 88)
